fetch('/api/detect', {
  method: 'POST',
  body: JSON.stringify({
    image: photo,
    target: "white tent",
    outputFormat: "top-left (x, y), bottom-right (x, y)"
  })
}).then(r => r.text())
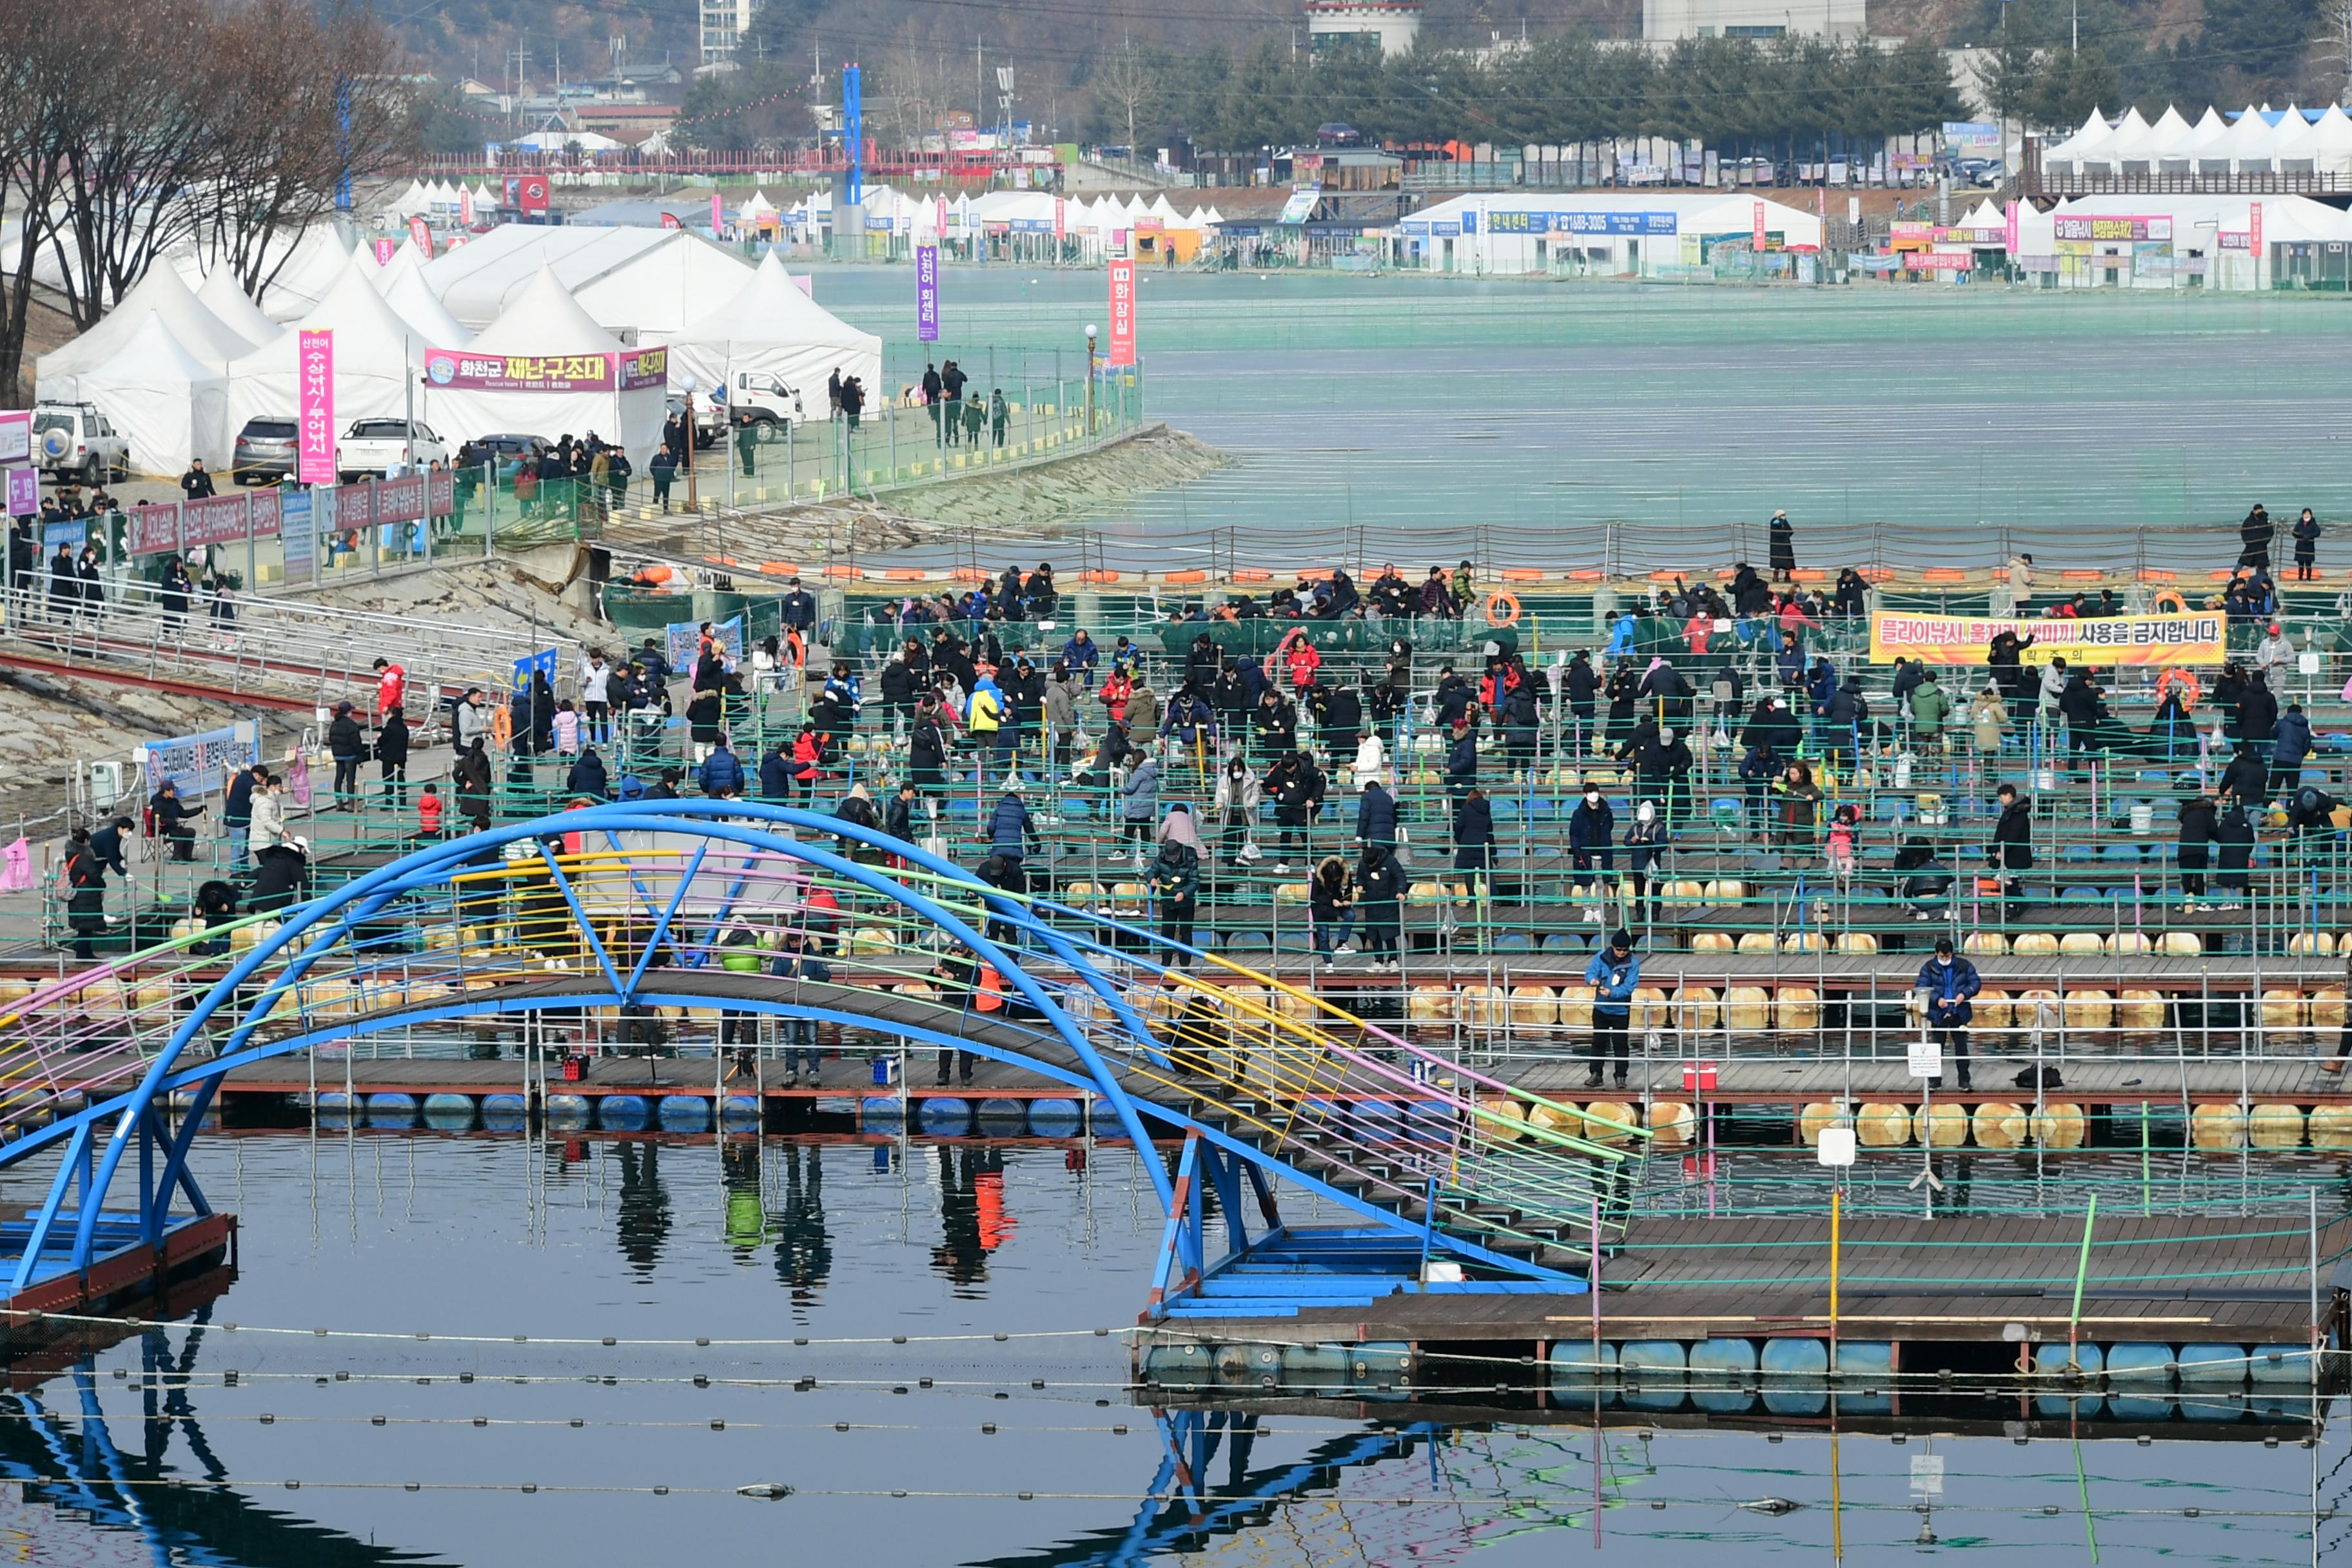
top-left (2041, 108), bottom-right (2114, 177)
top-left (256, 226), bottom-right (360, 321)
top-left (82, 315), bottom-right (230, 474)
top-left (37, 264), bottom-right (254, 400)
top-left (2311, 104), bottom-right (2352, 175)
top-left (386, 179), bottom-right (430, 219)
top-left (195, 270), bottom-right (282, 351)
top-left (663, 251), bottom-right (881, 422)
top-left (2182, 106), bottom-right (2231, 172)
top-left (383, 266), bottom-right (471, 348)
top-left (372, 242), bottom-right (425, 295)
top-left (741, 190), bottom-right (778, 219)
top-left (2211, 106), bottom-right (2276, 172)
top-left (426, 265), bottom-right (662, 458)
top-left (420, 224), bottom-right (752, 337)
top-left (513, 129), bottom-right (623, 153)
top-left (2269, 106), bottom-right (2320, 170)
top-left (224, 256), bottom-right (434, 444)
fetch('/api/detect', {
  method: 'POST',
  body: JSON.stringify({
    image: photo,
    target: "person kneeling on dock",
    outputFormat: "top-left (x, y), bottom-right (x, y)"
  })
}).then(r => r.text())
top-left (1583, 931), bottom-right (1639, 1090)
top-left (1914, 936), bottom-right (1981, 1092)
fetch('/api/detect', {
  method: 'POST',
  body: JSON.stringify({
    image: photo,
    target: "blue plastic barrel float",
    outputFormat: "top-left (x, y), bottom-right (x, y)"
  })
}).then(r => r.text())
top-left (2105, 1343), bottom-right (2177, 1385)
top-left (1689, 1337), bottom-right (1758, 1413)
top-left (1348, 1343), bottom-right (1413, 1382)
top-left (656, 1094), bottom-right (712, 1130)
top-left (2033, 1341), bottom-right (2105, 1377)
top-left (479, 1093), bottom-right (529, 1131)
top-left (1353, 1099), bottom-right (1403, 1141)
top-left (1760, 1338), bottom-right (1828, 1379)
top-left (1618, 1340), bottom-right (1688, 1413)
top-left (422, 1093), bottom-right (477, 1130)
top-left (1142, 1342), bottom-right (1213, 1387)
top-left (1279, 1343), bottom-right (1351, 1390)
top-left (860, 1096), bottom-right (906, 1125)
top-left (720, 1095), bottom-right (762, 1127)
top-left (2248, 1344), bottom-right (2314, 1384)
top-left (364, 1092), bottom-right (418, 1127)
top-left (1026, 1097), bottom-right (1083, 1137)
top-left (598, 1094), bottom-right (651, 1130)
top-left (2175, 1344), bottom-right (2249, 1386)
top-left (918, 1096), bottom-right (972, 1135)
top-left (543, 1093), bottom-right (592, 1129)
top-left (975, 1097), bottom-right (1028, 1133)
top-left (1547, 1338), bottom-right (1618, 1386)
top-left (313, 1091), bottom-right (356, 1115)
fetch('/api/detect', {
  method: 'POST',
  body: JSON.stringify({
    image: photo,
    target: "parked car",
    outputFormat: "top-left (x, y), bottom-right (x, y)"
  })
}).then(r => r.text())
top-left (32, 403), bottom-right (128, 485)
top-left (230, 416), bottom-right (299, 485)
top-left (716, 373), bottom-right (804, 443)
top-left (463, 433), bottom-right (554, 475)
top-left (336, 418), bottom-right (448, 482)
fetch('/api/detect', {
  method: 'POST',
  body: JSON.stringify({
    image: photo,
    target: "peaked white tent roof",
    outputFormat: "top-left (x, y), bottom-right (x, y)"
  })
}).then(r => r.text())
top-left (2211, 106), bottom-right (2277, 169)
top-left (2182, 106), bottom-right (2231, 159)
top-left (427, 263), bottom-right (660, 460)
top-left (382, 266), bottom-right (471, 348)
top-left (256, 225), bottom-right (360, 321)
top-left (2132, 106), bottom-right (2192, 162)
top-left (83, 314), bottom-right (231, 473)
top-left (663, 251), bottom-right (881, 413)
top-left (2043, 108), bottom-right (2115, 168)
top-left (224, 255), bottom-right (434, 438)
top-left (37, 264), bottom-right (254, 398)
top-left (465, 264), bottom-right (624, 356)
top-left (2311, 104), bottom-right (2352, 175)
top-left (371, 242), bottom-right (424, 294)
top-left (1958, 197), bottom-right (2004, 228)
top-left (420, 224), bottom-right (752, 337)
top-left (194, 269), bottom-right (282, 351)
top-left (2268, 106), bottom-right (2320, 164)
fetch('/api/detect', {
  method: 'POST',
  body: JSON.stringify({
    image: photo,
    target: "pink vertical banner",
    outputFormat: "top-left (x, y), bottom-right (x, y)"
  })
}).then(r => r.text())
top-left (712, 192), bottom-right (724, 235)
top-left (1752, 199), bottom-right (1765, 249)
top-left (407, 215), bottom-right (434, 259)
top-left (297, 330), bottom-right (336, 485)
top-left (460, 187), bottom-right (475, 226)
top-left (1107, 260), bottom-right (1136, 368)
top-left (1054, 197), bottom-right (1066, 240)
top-left (2251, 200), bottom-right (2264, 282)
top-left (2004, 199), bottom-right (2019, 255)
top-left (373, 237), bottom-right (396, 266)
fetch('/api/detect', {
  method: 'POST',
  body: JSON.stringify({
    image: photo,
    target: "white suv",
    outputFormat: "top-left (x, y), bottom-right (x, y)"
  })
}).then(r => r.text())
top-left (32, 403), bottom-right (129, 485)
top-left (337, 418), bottom-right (450, 482)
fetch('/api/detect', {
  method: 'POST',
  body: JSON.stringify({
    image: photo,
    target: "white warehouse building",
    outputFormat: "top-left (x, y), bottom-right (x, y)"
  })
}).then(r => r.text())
top-left (1398, 191), bottom-right (1825, 275)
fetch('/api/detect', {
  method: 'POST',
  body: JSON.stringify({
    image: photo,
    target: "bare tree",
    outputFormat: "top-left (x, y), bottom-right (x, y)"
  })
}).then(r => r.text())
top-left (1095, 38), bottom-right (1156, 153)
top-left (2320, 0), bottom-right (2352, 106)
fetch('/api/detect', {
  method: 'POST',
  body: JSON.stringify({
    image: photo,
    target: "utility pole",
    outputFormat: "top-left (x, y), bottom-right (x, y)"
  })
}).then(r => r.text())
top-left (976, 37), bottom-right (985, 134)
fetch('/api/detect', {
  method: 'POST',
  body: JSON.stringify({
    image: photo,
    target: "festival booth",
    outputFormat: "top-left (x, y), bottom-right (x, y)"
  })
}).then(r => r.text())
top-left (382, 266), bottom-right (471, 348)
top-left (421, 265), bottom-right (664, 459)
top-left (223, 257), bottom-right (434, 441)
top-left (195, 270), bottom-right (283, 351)
top-left (80, 315), bottom-right (231, 474)
top-left (661, 251), bottom-right (880, 420)
top-left (37, 264), bottom-right (256, 402)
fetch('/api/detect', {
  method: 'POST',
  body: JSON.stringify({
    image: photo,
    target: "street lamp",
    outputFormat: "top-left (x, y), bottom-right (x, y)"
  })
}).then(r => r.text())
top-left (1084, 323), bottom-right (1098, 433)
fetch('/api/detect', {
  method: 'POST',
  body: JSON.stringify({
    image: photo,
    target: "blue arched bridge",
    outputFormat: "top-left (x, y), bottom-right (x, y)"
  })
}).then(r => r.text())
top-left (0, 805), bottom-right (1644, 1321)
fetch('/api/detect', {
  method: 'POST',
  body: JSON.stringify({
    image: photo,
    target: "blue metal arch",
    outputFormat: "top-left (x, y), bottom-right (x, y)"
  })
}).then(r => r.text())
top-left (10, 805), bottom-right (1578, 1292)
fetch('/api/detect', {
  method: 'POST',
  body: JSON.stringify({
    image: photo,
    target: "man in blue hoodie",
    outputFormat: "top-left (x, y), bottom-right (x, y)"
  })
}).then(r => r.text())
top-left (1583, 930), bottom-right (1640, 1089)
top-left (1914, 935), bottom-right (1981, 1091)
top-left (696, 736), bottom-right (745, 798)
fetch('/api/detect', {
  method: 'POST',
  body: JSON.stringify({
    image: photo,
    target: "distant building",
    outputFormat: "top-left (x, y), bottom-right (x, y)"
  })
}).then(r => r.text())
top-left (700, 0), bottom-right (756, 68)
top-left (1304, 0), bottom-right (1424, 59)
top-left (1641, 0), bottom-right (1863, 41)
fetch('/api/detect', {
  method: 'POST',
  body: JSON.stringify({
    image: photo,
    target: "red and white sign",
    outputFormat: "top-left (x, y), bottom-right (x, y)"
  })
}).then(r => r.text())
top-left (407, 215), bottom-right (434, 259)
top-left (660, 211), bottom-right (680, 230)
top-left (1107, 260), bottom-right (1136, 368)
top-left (1752, 200), bottom-right (1765, 249)
top-left (0, 410), bottom-right (28, 466)
top-left (2004, 199), bottom-right (2019, 255)
top-left (518, 175), bottom-right (551, 215)
top-left (1904, 250), bottom-right (1976, 271)
top-left (297, 330), bottom-right (335, 485)
top-left (1054, 197), bottom-right (1066, 240)
top-left (2251, 200), bottom-right (2264, 268)
top-left (460, 187), bottom-right (475, 227)
top-left (373, 237), bottom-right (396, 266)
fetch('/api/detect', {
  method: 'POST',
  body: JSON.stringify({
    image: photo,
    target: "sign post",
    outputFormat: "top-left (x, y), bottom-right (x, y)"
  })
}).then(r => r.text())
top-left (297, 331), bottom-right (336, 486)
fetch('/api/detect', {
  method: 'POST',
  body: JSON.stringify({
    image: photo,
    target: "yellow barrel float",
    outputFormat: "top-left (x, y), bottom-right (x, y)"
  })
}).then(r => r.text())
top-left (2314, 988), bottom-right (2348, 1031)
top-left (2012, 931), bottom-right (2061, 956)
top-left (1458, 984), bottom-right (1507, 1034)
top-left (2259, 990), bottom-right (2307, 1034)
top-left (1629, 986), bottom-right (1671, 1030)
top-left (1692, 932), bottom-right (1736, 954)
top-left (2032, 1102), bottom-right (2088, 1149)
top-left (1582, 1101), bottom-right (1641, 1145)
top-left (1557, 984), bottom-right (1597, 1033)
top-left (1963, 930), bottom-right (2007, 956)
top-left (2288, 931), bottom-right (2337, 956)
top-left (1799, 1102), bottom-right (1849, 1146)
top-left (1857, 1102), bottom-right (1912, 1146)
top-left (1647, 1101), bottom-right (1696, 1148)
top-left (2156, 930), bottom-right (2202, 956)
top-left (1783, 931), bottom-right (1827, 954)
top-left (2058, 932), bottom-right (2102, 956)
top-left (1973, 988), bottom-right (2012, 1033)
top-left (1916, 1102), bottom-right (1970, 1147)
top-left (2249, 1104), bottom-right (2307, 1150)
top-left (1968, 1101), bottom-right (2026, 1149)
top-left (2015, 989), bottom-right (2061, 1035)
top-left (2064, 989), bottom-right (2113, 1033)
top-left (2190, 1104), bottom-right (2247, 1150)
top-left (1835, 932), bottom-right (1879, 954)
top-left (1776, 986), bottom-right (1821, 1034)
top-left (1704, 879), bottom-right (1747, 906)
top-left (2117, 988), bottom-right (2167, 1032)
top-left (1723, 986), bottom-right (1772, 1034)
top-left (1477, 1096), bottom-right (1527, 1142)
top-left (1677, 985), bottom-right (1721, 1033)
top-left (1736, 932), bottom-right (1778, 954)
top-left (1509, 985), bottom-right (1559, 1034)
top-left (1407, 985), bottom-right (1455, 1027)
top-left (2108, 931), bottom-right (2152, 956)
top-left (2311, 1104), bottom-right (2352, 1150)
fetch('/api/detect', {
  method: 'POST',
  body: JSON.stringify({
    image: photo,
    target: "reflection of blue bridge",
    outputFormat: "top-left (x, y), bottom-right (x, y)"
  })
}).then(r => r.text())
top-left (0, 805), bottom-right (1642, 1320)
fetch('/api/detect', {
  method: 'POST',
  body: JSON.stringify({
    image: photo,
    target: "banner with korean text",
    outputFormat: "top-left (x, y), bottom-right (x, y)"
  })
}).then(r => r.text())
top-left (297, 331), bottom-right (335, 484)
top-left (916, 244), bottom-right (939, 342)
top-left (1870, 611), bottom-right (2224, 668)
top-left (1106, 260), bottom-right (1135, 368)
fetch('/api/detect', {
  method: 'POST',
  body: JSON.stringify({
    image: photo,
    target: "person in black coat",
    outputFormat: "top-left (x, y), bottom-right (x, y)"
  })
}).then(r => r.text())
top-left (2217, 741), bottom-right (2269, 808)
top-left (1768, 509), bottom-right (1795, 575)
top-left (2238, 680), bottom-right (2279, 759)
top-left (529, 669), bottom-right (556, 754)
top-left (1357, 843), bottom-right (1403, 968)
top-left (2238, 502), bottom-right (2274, 570)
top-left (251, 841), bottom-right (310, 914)
top-left (760, 741), bottom-right (794, 802)
top-left (376, 704), bottom-right (411, 804)
top-left (147, 781), bottom-right (201, 862)
top-left (1453, 786), bottom-right (1493, 876)
top-left (1355, 777), bottom-right (1397, 849)
top-left (2177, 788), bottom-right (2218, 906)
top-left (2057, 669), bottom-right (2107, 772)
top-left (884, 781), bottom-right (919, 843)
top-left (907, 713), bottom-right (946, 796)
top-left (2213, 801), bottom-right (2256, 906)
top-left (1563, 650), bottom-right (1598, 745)
top-left (325, 701), bottom-right (367, 806)
top-left (1989, 783), bottom-right (2034, 902)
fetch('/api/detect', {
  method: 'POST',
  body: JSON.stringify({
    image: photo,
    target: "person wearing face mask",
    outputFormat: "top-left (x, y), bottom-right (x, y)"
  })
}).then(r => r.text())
top-left (1623, 799), bottom-right (1669, 928)
top-left (1913, 935), bottom-right (1981, 1091)
top-left (1583, 930), bottom-right (1640, 1090)
top-left (1568, 781), bottom-right (1615, 924)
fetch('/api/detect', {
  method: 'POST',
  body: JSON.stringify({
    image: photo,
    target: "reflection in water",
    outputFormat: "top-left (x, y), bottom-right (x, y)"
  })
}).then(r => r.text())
top-left (933, 1146), bottom-right (1015, 1293)
top-left (614, 1141), bottom-right (671, 1277)
top-left (772, 1143), bottom-right (834, 1302)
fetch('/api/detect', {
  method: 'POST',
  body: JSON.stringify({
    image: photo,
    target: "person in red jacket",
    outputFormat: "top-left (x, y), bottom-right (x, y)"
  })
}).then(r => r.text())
top-left (416, 783), bottom-right (444, 839)
top-left (790, 723), bottom-right (824, 801)
top-left (373, 657), bottom-right (406, 720)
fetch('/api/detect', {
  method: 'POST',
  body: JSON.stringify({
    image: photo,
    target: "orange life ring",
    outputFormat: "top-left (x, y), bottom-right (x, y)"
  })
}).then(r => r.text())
top-left (2150, 589), bottom-right (2189, 615)
top-left (1484, 591), bottom-right (1522, 629)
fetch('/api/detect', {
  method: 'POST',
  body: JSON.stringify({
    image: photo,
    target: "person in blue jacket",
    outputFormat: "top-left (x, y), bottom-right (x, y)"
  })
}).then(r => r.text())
top-left (1060, 628), bottom-right (1101, 672)
top-left (1583, 930), bottom-right (1640, 1089)
top-left (696, 736), bottom-right (745, 797)
top-left (1603, 608), bottom-right (1637, 658)
top-left (1914, 935), bottom-right (1981, 1091)
top-left (987, 779), bottom-right (1034, 892)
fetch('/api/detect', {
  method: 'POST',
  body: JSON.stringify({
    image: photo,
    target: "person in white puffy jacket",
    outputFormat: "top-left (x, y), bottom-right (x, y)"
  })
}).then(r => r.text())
top-left (1351, 730), bottom-right (1386, 792)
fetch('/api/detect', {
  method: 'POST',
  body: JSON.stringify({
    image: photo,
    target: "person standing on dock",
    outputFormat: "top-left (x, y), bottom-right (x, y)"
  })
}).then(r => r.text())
top-left (1768, 510), bottom-right (1796, 578)
top-left (1914, 936), bottom-right (1980, 1092)
top-left (1583, 931), bottom-right (1640, 1090)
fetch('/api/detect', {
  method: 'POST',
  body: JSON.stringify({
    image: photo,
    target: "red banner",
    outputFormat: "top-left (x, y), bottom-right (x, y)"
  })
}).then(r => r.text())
top-left (1106, 260), bottom-right (1136, 368)
top-left (125, 502), bottom-right (181, 556)
top-left (377, 474), bottom-right (427, 524)
top-left (407, 215), bottom-right (434, 259)
top-left (181, 494), bottom-right (250, 549)
top-left (249, 487), bottom-right (281, 539)
top-left (660, 211), bottom-right (680, 230)
top-left (518, 175), bottom-right (550, 214)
